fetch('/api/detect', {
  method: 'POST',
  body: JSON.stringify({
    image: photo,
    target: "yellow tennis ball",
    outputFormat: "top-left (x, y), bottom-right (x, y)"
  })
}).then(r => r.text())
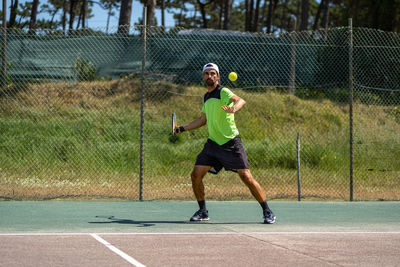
top-left (229, 72), bottom-right (238, 81)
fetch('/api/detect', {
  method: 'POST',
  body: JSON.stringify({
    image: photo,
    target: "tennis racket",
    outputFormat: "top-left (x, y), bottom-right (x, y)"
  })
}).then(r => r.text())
top-left (172, 112), bottom-right (178, 135)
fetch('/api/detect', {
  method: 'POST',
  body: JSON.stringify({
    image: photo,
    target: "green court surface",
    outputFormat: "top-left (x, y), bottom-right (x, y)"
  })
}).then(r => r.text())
top-left (1, 201), bottom-right (399, 233)
top-left (1, 201), bottom-right (400, 267)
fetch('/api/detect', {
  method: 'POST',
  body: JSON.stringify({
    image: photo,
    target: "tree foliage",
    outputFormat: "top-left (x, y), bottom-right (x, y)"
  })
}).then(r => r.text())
top-left (2, 0), bottom-right (399, 33)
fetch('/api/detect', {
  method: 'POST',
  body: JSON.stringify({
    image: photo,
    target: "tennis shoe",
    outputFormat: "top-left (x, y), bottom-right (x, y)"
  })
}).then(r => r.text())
top-left (190, 209), bottom-right (209, 222)
top-left (263, 209), bottom-right (276, 224)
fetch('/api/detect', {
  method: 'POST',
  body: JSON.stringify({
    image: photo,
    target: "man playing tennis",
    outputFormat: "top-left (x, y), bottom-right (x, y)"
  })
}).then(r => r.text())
top-left (174, 63), bottom-right (276, 224)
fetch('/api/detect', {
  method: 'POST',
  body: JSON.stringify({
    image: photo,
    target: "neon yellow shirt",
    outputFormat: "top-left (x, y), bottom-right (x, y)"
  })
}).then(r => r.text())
top-left (201, 85), bottom-right (239, 145)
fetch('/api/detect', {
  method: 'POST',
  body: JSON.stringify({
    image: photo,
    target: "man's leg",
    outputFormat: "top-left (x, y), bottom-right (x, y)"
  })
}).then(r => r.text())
top-left (237, 169), bottom-right (266, 202)
top-left (237, 169), bottom-right (276, 224)
top-left (191, 165), bottom-right (211, 202)
top-left (189, 165), bottom-right (211, 221)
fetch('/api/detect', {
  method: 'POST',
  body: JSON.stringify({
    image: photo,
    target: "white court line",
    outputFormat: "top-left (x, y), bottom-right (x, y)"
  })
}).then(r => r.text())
top-left (94, 231), bottom-right (400, 235)
top-left (0, 231), bottom-right (400, 236)
top-left (90, 234), bottom-right (145, 267)
top-left (0, 233), bottom-right (90, 236)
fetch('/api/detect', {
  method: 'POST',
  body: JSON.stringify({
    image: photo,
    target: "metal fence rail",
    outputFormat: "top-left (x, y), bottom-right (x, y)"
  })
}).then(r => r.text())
top-left (0, 24), bottom-right (399, 201)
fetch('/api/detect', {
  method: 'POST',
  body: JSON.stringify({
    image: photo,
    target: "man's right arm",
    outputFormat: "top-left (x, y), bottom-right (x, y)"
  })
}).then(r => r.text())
top-left (175, 113), bottom-right (206, 134)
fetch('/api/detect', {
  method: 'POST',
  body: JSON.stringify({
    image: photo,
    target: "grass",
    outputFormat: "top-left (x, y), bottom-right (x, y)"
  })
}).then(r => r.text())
top-left (1, 79), bottom-right (400, 200)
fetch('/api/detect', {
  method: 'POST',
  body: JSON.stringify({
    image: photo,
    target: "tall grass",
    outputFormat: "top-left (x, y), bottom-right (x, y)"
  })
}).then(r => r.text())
top-left (1, 79), bottom-right (399, 200)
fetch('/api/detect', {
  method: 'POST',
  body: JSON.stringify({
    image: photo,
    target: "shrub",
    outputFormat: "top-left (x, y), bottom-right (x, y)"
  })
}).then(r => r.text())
top-left (74, 56), bottom-right (97, 81)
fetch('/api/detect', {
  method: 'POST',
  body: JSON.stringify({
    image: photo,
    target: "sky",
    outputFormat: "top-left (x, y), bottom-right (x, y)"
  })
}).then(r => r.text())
top-left (86, 1), bottom-right (176, 29)
top-left (5, 0), bottom-right (176, 30)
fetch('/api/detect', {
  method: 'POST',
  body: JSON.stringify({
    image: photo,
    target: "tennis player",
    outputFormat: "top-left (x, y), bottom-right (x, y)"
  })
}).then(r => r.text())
top-left (174, 63), bottom-right (276, 224)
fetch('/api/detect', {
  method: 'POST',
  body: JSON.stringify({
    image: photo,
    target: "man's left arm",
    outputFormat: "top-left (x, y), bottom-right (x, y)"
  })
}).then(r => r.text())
top-left (221, 95), bottom-right (246, 113)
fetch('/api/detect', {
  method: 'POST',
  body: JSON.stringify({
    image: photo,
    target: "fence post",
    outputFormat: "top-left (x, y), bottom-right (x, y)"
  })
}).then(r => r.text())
top-left (139, 6), bottom-right (147, 201)
top-left (1, 0), bottom-right (7, 91)
top-left (289, 18), bottom-right (297, 94)
top-left (348, 18), bottom-right (354, 201)
top-left (297, 133), bottom-right (301, 201)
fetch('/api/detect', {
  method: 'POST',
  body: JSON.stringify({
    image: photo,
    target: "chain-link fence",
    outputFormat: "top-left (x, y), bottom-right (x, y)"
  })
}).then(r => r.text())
top-left (1, 25), bottom-right (399, 200)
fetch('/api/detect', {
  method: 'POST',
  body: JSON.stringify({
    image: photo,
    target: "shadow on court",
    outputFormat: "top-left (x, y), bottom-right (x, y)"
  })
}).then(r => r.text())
top-left (89, 215), bottom-right (263, 226)
top-left (89, 216), bottom-right (186, 227)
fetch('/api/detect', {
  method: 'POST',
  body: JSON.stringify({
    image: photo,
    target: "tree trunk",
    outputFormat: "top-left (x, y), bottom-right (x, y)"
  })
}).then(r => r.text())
top-left (76, 0), bottom-right (87, 30)
top-left (223, 0), bottom-right (231, 30)
top-left (197, 0), bottom-right (213, 28)
top-left (69, 0), bottom-right (78, 33)
top-left (198, 1), bottom-right (207, 28)
top-left (248, 0), bottom-right (254, 31)
top-left (118, 0), bottom-right (133, 34)
top-left (28, 0), bottom-right (39, 34)
top-left (300, 0), bottom-right (309, 31)
top-left (252, 0), bottom-right (261, 32)
top-left (62, 0), bottom-right (67, 34)
top-left (312, 0), bottom-right (324, 31)
top-left (160, 0), bottom-right (165, 27)
top-left (81, 0), bottom-right (86, 29)
top-left (77, 13), bottom-right (81, 29)
top-left (295, 0), bottom-right (300, 31)
top-left (260, 0), bottom-right (268, 30)
top-left (321, 0), bottom-right (329, 30)
top-left (245, 0), bottom-right (249, 31)
top-left (9, 0), bottom-right (19, 28)
top-left (218, 0), bottom-right (223, 29)
top-left (266, 0), bottom-right (278, 33)
top-left (146, 0), bottom-right (157, 27)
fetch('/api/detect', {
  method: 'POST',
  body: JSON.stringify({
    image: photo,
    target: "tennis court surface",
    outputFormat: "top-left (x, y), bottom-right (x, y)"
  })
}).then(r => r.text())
top-left (1, 201), bottom-right (399, 266)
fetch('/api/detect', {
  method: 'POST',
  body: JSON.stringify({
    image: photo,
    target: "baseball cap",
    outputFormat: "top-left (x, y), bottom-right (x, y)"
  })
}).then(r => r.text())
top-left (202, 63), bottom-right (219, 74)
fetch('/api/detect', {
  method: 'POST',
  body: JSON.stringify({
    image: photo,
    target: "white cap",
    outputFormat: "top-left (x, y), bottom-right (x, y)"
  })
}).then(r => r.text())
top-left (202, 63), bottom-right (219, 74)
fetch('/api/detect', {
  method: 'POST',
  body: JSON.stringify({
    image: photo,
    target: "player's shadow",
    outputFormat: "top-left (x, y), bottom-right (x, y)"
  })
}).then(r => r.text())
top-left (89, 216), bottom-right (261, 227)
top-left (89, 216), bottom-right (187, 227)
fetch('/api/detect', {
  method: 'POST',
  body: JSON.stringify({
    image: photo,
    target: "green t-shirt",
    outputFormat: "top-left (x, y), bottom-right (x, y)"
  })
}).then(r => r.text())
top-left (201, 85), bottom-right (239, 145)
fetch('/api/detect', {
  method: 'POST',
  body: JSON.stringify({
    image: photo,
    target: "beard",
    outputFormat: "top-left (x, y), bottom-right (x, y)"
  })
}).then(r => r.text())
top-left (206, 78), bottom-right (216, 86)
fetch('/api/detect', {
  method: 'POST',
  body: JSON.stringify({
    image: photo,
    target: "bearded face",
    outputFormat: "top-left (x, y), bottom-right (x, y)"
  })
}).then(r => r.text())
top-left (203, 70), bottom-right (219, 86)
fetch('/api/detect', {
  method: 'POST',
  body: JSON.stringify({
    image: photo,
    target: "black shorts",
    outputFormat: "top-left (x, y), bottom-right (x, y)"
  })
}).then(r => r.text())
top-left (195, 136), bottom-right (250, 174)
